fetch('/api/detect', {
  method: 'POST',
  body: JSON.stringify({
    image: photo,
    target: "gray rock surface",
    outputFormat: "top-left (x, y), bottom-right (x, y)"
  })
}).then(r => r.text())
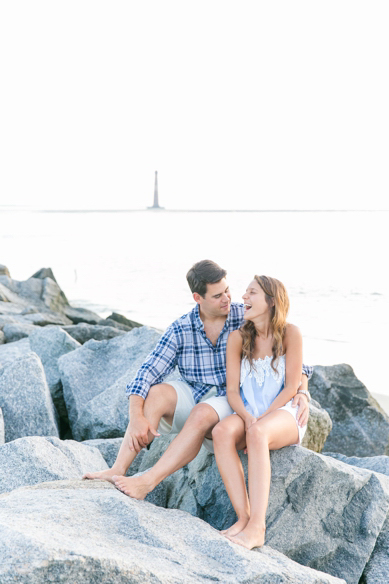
top-left (107, 311), bottom-right (143, 329)
top-left (0, 353), bottom-right (59, 442)
top-left (0, 408), bottom-right (4, 444)
top-left (2, 322), bottom-right (38, 342)
top-left (0, 436), bottom-right (107, 494)
top-left (0, 331), bottom-right (4, 345)
top-left (0, 264), bottom-right (10, 277)
top-left (0, 338), bottom-right (32, 368)
top-left (58, 326), bottom-right (162, 440)
top-left (29, 326), bottom-right (80, 421)
top-left (63, 323), bottom-right (125, 344)
top-left (63, 305), bottom-right (102, 324)
top-left (323, 452), bottom-right (389, 583)
top-left (125, 440), bottom-right (389, 584)
top-left (22, 311), bottom-right (72, 326)
top-left (0, 480), bottom-right (345, 584)
top-left (309, 364), bottom-right (389, 456)
top-left (324, 452), bottom-right (389, 476)
top-left (83, 437), bottom-right (148, 475)
top-left (301, 399), bottom-right (332, 452)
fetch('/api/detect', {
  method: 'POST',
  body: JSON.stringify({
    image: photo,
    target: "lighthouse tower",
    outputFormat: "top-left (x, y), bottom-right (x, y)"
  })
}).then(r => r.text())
top-left (148, 171), bottom-right (164, 209)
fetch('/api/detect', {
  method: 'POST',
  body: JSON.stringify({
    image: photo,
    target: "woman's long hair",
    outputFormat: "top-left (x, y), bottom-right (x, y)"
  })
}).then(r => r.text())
top-left (240, 275), bottom-right (289, 372)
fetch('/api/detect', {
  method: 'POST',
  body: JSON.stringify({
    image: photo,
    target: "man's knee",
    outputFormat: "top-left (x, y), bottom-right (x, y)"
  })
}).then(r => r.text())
top-left (187, 403), bottom-right (219, 433)
top-left (146, 383), bottom-right (177, 415)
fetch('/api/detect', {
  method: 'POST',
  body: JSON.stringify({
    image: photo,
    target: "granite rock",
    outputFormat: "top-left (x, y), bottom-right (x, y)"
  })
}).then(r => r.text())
top-left (107, 311), bottom-right (143, 329)
top-left (0, 408), bottom-right (4, 444)
top-left (63, 323), bottom-right (125, 344)
top-left (0, 436), bottom-right (107, 494)
top-left (58, 327), bottom-right (162, 440)
top-left (127, 440), bottom-right (389, 584)
top-left (63, 305), bottom-right (102, 325)
top-left (0, 353), bottom-right (59, 442)
top-left (0, 480), bottom-right (345, 584)
top-left (0, 338), bottom-right (32, 368)
top-left (0, 331), bottom-right (4, 345)
top-left (29, 326), bottom-right (80, 421)
top-left (309, 364), bottom-right (389, 456)
top-left (0, 264), bottom-right (10, 277)
top-left (301, 399), bottom-right (332, 452)
top-left (2, 322), bottom-right (38, 342)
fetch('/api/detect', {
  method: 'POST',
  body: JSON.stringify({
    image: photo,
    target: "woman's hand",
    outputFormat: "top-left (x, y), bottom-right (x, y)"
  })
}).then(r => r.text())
top-left (244, 413), bottom-right (258, 431)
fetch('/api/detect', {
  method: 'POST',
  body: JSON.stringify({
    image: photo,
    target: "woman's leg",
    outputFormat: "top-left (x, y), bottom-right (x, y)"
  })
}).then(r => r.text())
top-left (228, 410), bottom-right (298, 550)
top-left (212, 415), bottom-right (249, 537)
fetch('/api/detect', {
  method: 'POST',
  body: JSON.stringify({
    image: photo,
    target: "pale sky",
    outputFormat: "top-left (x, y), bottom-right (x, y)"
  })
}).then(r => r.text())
top-left (1, 1), bottom-right (388, 211)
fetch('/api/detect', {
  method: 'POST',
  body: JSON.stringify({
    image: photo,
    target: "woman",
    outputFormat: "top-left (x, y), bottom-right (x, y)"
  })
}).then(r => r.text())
top-left (212, 275), bottom-right (307, 550)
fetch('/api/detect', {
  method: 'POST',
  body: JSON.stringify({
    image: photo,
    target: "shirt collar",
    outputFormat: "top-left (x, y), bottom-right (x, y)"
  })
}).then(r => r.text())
top-left (193, 304), bottom-right (230, 332)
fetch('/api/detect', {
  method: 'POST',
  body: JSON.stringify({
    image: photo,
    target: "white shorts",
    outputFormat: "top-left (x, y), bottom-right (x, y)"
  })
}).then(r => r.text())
top-left (157, 380), bottom-right (234, 452)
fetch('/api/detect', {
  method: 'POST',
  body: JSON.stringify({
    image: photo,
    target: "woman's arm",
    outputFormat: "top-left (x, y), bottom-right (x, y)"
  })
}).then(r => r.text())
top-left (226, 331), bottom-right (257, 429)
top-left (259, 324), bottom-right (303, 417)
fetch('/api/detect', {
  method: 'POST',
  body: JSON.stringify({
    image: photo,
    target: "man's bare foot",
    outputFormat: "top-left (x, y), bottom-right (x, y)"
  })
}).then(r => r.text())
top-left (82, 468), bottom-right (125, 484)
top-left (227, 524), bottom-right (266, 550)
top-left (112, 473), bottom-right (154, 499)
top-left (221, 517), bottom-right (250, 537)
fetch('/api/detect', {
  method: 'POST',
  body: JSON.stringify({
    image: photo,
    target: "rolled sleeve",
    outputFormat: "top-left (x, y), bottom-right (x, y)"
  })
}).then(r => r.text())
top-left (302, 364), bottom-right (313, 380)
top-left (126, 326), bottom-right (179, 400)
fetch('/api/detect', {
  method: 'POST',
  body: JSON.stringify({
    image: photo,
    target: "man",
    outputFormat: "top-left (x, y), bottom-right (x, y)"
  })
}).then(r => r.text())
top-left (84, 260), bottom-right (312, 497)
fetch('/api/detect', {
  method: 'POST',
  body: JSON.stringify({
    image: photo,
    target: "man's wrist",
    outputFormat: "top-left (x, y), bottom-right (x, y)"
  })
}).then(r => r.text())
top-left (297, 389), bottom-right (311, 403)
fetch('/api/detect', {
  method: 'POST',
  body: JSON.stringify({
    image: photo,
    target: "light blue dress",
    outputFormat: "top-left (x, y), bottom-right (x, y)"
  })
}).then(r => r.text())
top-left (240, 354), bottom-right (306, 443)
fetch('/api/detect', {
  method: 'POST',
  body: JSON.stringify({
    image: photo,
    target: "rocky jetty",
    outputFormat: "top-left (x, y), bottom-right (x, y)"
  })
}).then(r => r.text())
top-left (1, 264), bottom-right (389, 583)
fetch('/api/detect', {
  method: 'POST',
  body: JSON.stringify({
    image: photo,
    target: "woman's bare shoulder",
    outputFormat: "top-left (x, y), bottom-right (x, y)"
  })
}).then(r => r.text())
top-left (228, 329), bottom-right (243, 345)
top-left (284, 323), bottom-right (302, 343)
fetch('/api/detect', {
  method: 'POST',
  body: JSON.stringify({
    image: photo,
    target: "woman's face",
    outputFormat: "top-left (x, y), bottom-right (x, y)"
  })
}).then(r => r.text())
top-left (242, 279), bottom-right (271, 321)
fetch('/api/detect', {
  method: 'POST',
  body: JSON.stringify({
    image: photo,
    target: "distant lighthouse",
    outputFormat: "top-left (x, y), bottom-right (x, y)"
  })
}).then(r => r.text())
top-left (148, 171), bottom-right (164, 209)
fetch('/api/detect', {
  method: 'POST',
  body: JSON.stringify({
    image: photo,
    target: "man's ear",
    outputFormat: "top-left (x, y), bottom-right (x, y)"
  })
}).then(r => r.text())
top-left (193, 292), bottom-right (202, 305)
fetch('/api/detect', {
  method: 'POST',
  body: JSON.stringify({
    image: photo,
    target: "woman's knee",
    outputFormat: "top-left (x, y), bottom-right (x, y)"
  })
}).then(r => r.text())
top-left (246, 422), bottom-right (268, 444)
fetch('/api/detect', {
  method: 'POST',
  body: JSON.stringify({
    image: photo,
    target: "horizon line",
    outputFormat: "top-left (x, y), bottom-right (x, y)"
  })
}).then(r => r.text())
top-left (0, 207), bottom-right (387, 214)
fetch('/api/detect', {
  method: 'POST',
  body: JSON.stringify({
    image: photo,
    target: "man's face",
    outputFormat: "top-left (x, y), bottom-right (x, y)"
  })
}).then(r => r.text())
top-left (195, 278), bottom-right (231, 317)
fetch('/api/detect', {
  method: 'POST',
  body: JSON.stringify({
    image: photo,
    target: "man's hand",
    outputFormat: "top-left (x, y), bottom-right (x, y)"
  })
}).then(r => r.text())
top-left (291, 393), bottom-right (309, 427)
top-left (128, 415), bottom-right (160, 453)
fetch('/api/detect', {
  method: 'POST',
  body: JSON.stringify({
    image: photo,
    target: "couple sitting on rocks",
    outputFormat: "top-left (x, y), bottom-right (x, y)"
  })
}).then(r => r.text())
top-left (84, 260), bottom-right (312, 549)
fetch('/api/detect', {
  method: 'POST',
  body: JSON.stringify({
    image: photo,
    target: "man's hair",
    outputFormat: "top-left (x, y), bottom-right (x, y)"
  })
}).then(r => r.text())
top-left (186, 260), bottom-right (227, 297)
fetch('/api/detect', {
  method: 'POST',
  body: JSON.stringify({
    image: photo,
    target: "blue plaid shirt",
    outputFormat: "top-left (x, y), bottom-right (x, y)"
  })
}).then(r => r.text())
top-left (126, 302), bottom-right (313, 402)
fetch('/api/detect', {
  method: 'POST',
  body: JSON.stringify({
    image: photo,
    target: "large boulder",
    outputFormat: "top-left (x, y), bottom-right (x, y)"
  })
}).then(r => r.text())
top-left (62, 323), bottom-right (125, 344)
top-left (2, 322), bottom-right (38, 342)
top-left (0, 353), bottom-right (59, 442)
top-left (0, 408), bottom-right (4, 444)
top-left (323, 452), bottom-right (389, 584)
top-left (63, 305), bottom-right (102, 325)
top-left (0, 436), bottom-right (108, 494)
top-left (0, 331), bottom-right (4, 345)
top-left (0, 480), bottom-right (345, 584)
top-left (309, 364), bottom-right (389, 456)
top-left (58, 327), bottom-right (162, 440)
top-left (29, 326), bottom-right (80, 422)
top-left (122, 440), bottom-right (389, 584)
top-left (302, 399), bottom-right (332, 452)
top-left (0, 337), bottom-right (32, 368)
top-left (0, 265), bottom-right (10, 277)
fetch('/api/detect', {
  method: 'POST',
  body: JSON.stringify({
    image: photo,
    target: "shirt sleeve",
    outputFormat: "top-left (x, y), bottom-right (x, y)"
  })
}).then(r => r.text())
top-left (302, 363), bottom-right (313, 380)
top-left (126, 325), bottom-right (179, 400)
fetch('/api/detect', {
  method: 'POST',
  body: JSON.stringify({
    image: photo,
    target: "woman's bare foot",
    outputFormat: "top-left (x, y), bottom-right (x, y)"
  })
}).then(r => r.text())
top-left (112, 473), bottom-right (155, 499)
top-left (221, 516), bottom-right (250, 537)
top-left (227, 524), bottom-right (266, 550)
top-left (82, 468), bottom-right (125, 484)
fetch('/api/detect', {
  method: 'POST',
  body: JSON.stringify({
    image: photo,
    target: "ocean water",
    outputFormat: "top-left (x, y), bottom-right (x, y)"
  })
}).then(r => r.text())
top-left (1, 209), bottom-right (388, 405)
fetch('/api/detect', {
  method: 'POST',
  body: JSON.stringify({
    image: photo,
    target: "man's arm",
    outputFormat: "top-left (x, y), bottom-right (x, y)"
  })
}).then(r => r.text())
top-left (292, 364), bottom-right (313, 427)
top-left (125, 326), bottom-right (179, 452)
